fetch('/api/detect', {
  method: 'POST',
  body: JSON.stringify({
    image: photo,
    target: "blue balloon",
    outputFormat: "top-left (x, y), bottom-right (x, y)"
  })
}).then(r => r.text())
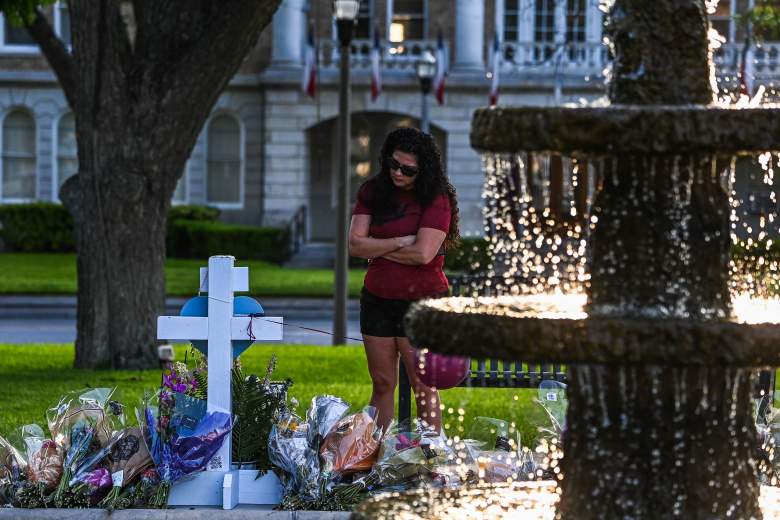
top-left (179, 296), bottom-right (265, 358)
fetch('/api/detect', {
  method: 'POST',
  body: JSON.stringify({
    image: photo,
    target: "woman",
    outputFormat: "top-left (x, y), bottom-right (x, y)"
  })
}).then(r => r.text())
top-left (348, 127), bottom-right (460, 431)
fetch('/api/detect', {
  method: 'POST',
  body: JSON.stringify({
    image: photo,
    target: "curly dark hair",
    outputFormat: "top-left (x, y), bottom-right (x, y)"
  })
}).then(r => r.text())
top-left (362, 127), bottom-right (460, 250)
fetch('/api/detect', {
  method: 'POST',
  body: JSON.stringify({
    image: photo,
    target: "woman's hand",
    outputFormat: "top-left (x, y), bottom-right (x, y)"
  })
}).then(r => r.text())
top-left (350, 215), bottom-right (413, 259)
top-left (382, 228), bottom-right (447, 265)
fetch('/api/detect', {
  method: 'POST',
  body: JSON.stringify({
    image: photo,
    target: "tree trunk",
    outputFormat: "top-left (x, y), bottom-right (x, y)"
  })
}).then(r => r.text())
top-left (62, 168), bottom-right (166, 369)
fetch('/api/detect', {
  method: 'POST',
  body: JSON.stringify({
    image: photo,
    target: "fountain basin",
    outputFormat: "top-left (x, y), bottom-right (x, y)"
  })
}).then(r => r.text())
top-left (406, 296), bottom-right (780, 367)
top-left (351, 482), bottom-right (780, 520)
top-left (471, 105), bottom-right (780, 154)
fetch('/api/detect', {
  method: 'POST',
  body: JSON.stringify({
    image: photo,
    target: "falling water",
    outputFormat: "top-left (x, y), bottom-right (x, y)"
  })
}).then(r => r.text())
top-left (474, 150), bottom-right (780, 325)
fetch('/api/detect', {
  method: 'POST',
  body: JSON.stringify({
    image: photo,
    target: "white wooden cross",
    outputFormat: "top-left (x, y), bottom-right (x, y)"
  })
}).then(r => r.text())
top-left (156, 255), bottom-right (283, 509)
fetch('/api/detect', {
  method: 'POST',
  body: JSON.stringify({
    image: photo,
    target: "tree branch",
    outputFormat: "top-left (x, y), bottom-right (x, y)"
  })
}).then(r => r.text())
top-left (25, 7), bottom-right (77, 108)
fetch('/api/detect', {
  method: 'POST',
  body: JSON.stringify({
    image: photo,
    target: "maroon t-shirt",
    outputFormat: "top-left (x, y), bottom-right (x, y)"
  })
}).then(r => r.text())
top-left (353, 183), bottom-right (451, 300)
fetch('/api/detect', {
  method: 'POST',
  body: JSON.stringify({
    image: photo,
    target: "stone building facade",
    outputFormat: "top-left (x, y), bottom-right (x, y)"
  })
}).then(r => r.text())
top-left (0, 0), bottom-right (775, 243)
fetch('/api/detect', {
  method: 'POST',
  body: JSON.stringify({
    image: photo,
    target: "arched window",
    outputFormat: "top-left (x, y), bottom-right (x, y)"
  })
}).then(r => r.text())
top-left (56, 112), bottom-right (77, 197)
top-left (206, 114), bottom-right (242, 206)
top-left (2, 110), bottom-right (36, 200)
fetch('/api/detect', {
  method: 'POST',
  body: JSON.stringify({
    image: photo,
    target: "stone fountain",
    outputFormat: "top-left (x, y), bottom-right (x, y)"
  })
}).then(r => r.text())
top-left (353, 1), bottom-right (780, 519)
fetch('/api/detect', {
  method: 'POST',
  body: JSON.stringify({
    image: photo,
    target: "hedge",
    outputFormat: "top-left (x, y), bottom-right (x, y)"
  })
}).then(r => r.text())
top-left (168, 205), bottom-right (220, 223)
top-left (444, 236), bottom-right (490, 273)
top-left (167, 220), bottom-right (291, 264)
top-left (0, 203), bottom-right (75, 252)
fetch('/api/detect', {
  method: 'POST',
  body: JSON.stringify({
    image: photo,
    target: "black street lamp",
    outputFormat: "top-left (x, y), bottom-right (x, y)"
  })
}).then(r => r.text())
top-left (416, 50), bottom-right (436, 133)
top-left (332, 0), bottom-right (360, 346)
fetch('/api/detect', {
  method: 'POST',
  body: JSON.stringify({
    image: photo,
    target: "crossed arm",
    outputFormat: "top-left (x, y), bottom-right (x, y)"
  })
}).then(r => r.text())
top-left (348, 214), bottom-right (447, 266)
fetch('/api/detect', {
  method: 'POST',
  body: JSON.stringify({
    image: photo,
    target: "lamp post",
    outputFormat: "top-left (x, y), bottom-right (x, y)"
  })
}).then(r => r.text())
top-left (332, 0), bottom-right (359, 346)
top-left (416, 50), bottom-right (436, 133)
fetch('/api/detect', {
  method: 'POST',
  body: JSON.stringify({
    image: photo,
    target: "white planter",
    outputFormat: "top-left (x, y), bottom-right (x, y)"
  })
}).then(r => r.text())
top-left (168, 468), bottom-right (283, 509)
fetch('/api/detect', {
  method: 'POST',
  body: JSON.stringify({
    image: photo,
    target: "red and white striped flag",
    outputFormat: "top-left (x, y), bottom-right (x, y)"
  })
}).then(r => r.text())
top-left (370, 28), bottom-right (382, 102)
top-left (433, 31), bottom-right (447, 105)
top-left (489, 31), bottom-right (501, 106)
top-left (301, 25), bottom-right (317, 98)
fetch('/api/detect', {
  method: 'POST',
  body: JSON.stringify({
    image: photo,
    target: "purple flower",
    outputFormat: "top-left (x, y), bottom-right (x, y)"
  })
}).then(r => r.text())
top-left (84, 467), bottom-right (112, 491)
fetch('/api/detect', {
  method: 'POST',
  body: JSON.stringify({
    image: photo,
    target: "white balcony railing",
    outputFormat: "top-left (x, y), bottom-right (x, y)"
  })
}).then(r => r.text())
top-left (714, 42), bottom-right (780, 77)
top-left (316, 38), bottom-right (780, 81)
top-left (500, 41), bottom-right (610, 75)
top-left (318, 38), bottom-right (445, 72)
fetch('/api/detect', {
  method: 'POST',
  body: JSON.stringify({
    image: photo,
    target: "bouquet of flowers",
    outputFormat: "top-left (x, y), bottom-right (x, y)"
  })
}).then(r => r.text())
top-left (46, 388), bottom-right (121, 507)
top-left (97, 426), bottom-right (153, 509)
top-left (0, 435), bottom-right (26, 505)
top-left (22, 425), bottom-right (63, 492)
top-left (319, 408), bottom-right (382, 475)
top-left (270, 395), bottom-right (351, 506)
top-left (370, 421), bottom-right (451, 487)
top-left (534, 380), bottom-right (567, 440)
top-left (268, 409), bottom-right (320, 501)
top-left (70, 467), bottom-right (112, 506)
top-left (306, 395), bottom-right (350, 452)
top-left (140, 390), bottom-right (233, 508)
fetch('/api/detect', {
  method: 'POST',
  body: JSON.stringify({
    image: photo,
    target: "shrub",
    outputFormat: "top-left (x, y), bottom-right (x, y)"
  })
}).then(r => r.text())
top-left (168, 204), bottom-right (220, 223)
top-left (0, 203), bottom-right (75, 252)
top-left (445, 236), bottom-right (490, 274)
top-left (167, 220), bottom-right (291, 264)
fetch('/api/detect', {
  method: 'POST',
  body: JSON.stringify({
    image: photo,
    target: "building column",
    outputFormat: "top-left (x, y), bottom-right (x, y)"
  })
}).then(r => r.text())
top-left (518, 0), bottom-right (535, 64)
top-left (585, 0), bottom-right (604, 69)
top-left (454, 0), bottom-right (484, 71)
top-left (271, 0), bottom-right (306, 68)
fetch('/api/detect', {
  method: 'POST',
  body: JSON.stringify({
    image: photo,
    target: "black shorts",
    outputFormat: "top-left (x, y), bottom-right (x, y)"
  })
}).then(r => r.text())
top-left (359, 287), bottom-right (447, 338)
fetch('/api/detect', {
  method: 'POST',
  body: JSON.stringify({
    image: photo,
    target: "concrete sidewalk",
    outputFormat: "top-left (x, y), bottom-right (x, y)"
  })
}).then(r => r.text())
top-left (0, 508), bottom-right (351, 520)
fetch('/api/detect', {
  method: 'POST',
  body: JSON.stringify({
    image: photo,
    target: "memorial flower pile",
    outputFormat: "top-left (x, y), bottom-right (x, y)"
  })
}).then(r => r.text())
top-left (0, 349), bottom-right (562, 512)
top-left (0, 351), bottom-right (292, 511)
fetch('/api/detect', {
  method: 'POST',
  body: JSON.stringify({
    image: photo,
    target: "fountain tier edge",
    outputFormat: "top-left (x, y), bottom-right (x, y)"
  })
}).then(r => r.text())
top-left (405, 295), bottom-right (780, 367)
top-left (470, 105), bottom-right (780, 155)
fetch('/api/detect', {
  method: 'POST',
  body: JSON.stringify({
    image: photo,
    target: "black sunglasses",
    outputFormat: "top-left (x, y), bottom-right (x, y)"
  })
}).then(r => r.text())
top-left (388, 157), bottom-right (419, 177)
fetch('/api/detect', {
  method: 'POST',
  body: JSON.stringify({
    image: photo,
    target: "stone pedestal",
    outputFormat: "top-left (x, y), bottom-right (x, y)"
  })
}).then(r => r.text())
top-left (558, 365), bottom-right (762, 520)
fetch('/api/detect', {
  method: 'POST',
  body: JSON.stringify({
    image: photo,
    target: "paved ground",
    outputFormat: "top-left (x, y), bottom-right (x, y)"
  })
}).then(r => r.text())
top-left (0, 296), bottom-right (362, 345)
top-left (0, 508), bottom-right (351, 519)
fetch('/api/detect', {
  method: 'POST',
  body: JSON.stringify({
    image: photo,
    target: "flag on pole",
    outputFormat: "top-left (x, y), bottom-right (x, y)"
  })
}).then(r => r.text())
top-left (370, 28), bottom-right (382, 102)
top-left (302, 25), bottom-right (317, 98)
top-left (740, 42), bottom-right (755, 98)
top-left (489, 31), bottom-right (501, 106)
top-left (433, 31), bottom-right (447, 105)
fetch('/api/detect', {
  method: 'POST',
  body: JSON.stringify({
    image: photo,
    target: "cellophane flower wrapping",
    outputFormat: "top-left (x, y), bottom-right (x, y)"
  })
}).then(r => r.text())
top-left (97, 426), bottom-right (153, 509)
top-left (319, 408), bottom-right (382, 475)
top-left (0, 435), bottom-right (27, 504)
top-left (268, 394), bottom-right (350, 502)
top-left (306, 395), bottom-right (350, 452)
top-left (22, 425), bottom-right (63, 492)
top-left (46, 388), bottom-right (122, 507)
top-left (268, 410), bottom-right (320, 500)
top-left (534, 380), bottom-right (567, 440)
top-left (139, 390), bottom-right (233, 508)
top-left (369, 420), bottom-right (451, 488)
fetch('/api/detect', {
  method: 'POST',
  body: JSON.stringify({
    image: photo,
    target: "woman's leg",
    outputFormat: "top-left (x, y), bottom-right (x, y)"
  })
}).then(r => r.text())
top-left (397, 336), bottom-right (442, 433)
top-left (363, 334), bottom-right (399, 429)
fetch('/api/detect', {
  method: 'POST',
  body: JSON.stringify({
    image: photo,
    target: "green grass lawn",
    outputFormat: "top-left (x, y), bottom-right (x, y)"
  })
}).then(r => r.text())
top-left (0, 253), bottom-right (366, 297)
top-left (0, 343), bottom-right (548, 447)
